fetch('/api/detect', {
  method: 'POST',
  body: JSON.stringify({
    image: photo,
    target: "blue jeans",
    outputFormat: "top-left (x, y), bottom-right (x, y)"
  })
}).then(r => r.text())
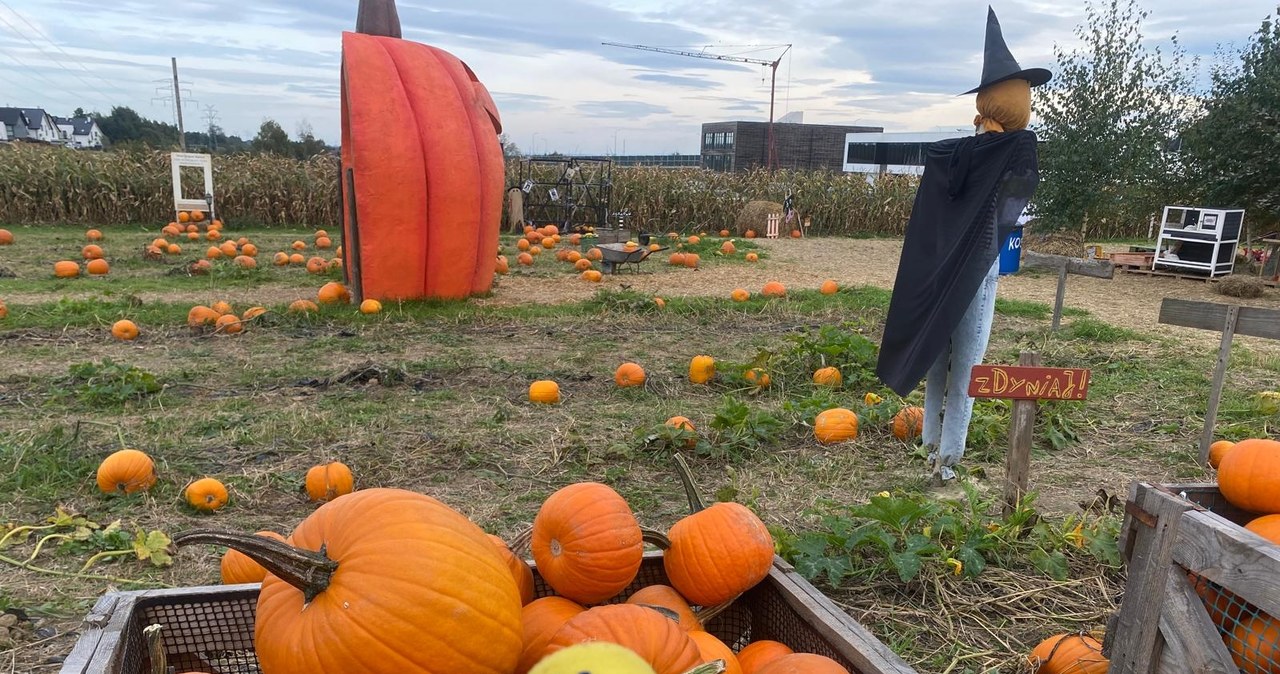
top-left (922, 258), bottom-right (999, 479)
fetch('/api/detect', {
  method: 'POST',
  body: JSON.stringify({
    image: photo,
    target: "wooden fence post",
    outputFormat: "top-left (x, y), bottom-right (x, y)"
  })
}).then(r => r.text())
top-left (1003, 352), bottom-right (1041, 518)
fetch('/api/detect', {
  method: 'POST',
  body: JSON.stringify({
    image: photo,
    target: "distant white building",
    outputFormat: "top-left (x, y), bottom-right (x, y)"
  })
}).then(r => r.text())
top-left (843, 130), bottom-right (971, 176)
top-left (53, 115), bottom-right (106, 148)
top-left (19, 108), bottom-right (61, 143)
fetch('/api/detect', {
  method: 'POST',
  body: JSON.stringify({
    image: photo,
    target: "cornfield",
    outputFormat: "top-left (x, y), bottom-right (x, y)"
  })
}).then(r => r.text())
top-left (0, 144), bottom-right (917, 235)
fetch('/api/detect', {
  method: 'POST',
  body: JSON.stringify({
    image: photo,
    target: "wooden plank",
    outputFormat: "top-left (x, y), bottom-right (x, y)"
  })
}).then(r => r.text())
top-left (1154, 570), bottom-right (1236, 674)
top-left (1110, 486), bottom-right (1197, 674)
top-left (60, 592), bottom-right (138, 674)
top-left (767, 557), bottom-right (917, 674)
top-left (1052, 267), bottom-right (1068, 330)
top-left (968, 364), bottom-right (1091, 401)
top-left (1200, 305), bottom-right (1239, 464)
top-left (1172, 509), bottom-right (1280, 621)
top-left (1024, 251), bottom-right (1116, 279)
top-left (58, 593), bottom-right (123, 674)
top-left (1002, 352), bottom-right (1041, 519)
top-left (1158, 298), bottom-right (1280, 341)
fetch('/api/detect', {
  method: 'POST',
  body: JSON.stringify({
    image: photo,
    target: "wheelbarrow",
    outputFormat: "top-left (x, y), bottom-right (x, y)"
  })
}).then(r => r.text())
top-left (596, 242), bottom-right (667, 274)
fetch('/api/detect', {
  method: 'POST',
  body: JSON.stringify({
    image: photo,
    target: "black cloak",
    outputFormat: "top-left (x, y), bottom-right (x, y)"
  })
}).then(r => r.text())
top-left (875, 129), bottom-right (1040, 397)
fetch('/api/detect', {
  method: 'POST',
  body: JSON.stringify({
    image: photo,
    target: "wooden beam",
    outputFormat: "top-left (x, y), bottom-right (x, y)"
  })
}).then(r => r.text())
top-left (1109, 485), bottom-right (1196, 674)
top-left (1002, 352), bottom-right (1041, 518)
top-left (1158, 298), bottom-right (1280, 340)
top-left (1200, 305), bottom-right (1239, 463)
top-left (1156, 570), bottom-right (1237, 674)
top-left (1173, 509), bottom-right (1280, 621)
top-left (1023, 251), bottom-right (1116, 279)
top-left (1052, 267), bottom-right (1068, 331)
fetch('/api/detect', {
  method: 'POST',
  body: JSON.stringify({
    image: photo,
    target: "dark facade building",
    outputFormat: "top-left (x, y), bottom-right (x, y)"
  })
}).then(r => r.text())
top-left (700, 121), bottom-right (884, 172)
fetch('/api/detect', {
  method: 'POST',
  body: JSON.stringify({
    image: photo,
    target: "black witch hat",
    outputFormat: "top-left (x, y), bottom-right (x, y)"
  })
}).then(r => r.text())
top-left (961, 6), bottom-right (1051, 94)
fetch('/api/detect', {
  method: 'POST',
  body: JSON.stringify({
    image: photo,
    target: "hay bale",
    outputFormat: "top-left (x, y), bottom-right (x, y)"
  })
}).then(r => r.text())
top-left (734, 200), bottom-right (783, 235)
top-left (1215, 275), bottom-right (1267, 299)
top-left (1022, 224), bottom-right (1086, 258)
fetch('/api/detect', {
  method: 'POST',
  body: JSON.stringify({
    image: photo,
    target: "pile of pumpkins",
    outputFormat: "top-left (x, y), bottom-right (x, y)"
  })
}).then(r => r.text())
top-left (1194, 437), bottom-right (1280, 673)
top-left (95, 447), bottom-right (354, 513)
top-left (528, 355), bottom-right (926, 447)
top-left (501, 225), bottom-right (606, 282)
top-left (177, 466), bottom-right (857, 674)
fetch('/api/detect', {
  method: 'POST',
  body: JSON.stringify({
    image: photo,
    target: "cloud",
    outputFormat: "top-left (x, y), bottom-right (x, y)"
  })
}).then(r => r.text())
top-left (632, 72), bottom-right (722, 88)
top-left (575, 100), bottom-right (671, 118)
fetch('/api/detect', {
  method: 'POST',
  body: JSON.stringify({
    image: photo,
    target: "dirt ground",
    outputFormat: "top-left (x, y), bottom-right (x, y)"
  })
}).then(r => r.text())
top-left (487, 238), bottom-right (1280, 353)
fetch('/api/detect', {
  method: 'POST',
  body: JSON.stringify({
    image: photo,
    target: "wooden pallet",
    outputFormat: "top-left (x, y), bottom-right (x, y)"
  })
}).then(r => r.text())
top-left (1115, 265), bottom-right (1217, 283)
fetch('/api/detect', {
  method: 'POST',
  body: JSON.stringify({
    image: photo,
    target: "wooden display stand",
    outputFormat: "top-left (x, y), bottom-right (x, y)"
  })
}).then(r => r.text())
top-left (169, 152), bottom-right (215, 221)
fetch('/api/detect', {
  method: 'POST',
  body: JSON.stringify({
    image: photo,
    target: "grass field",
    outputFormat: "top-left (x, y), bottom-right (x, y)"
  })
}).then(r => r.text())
top-left (2, 222), bottom-right (1277, 672)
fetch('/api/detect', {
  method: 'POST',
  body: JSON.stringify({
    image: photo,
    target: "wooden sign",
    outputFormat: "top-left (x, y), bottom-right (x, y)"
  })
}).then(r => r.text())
top-left (968, 365), bottom-right (1091, 401)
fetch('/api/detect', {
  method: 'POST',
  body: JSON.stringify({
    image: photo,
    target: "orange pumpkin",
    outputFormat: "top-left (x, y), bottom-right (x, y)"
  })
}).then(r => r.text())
top-left (242, 307), bottom-right (268, 321)
top-left (306, 257), bottom-right (328, 274)
top-left (86, 259), bottom-right (110, 275)
top-left (529, 380), bottom-right (561, 404)
top-left (790, 229), bottom-right (802, 239)
top-left (745, 368), bottom-right (771, 388)
top-left (0, 299), bottom-right (7, 320)
top-left (220, 241), bottom-right (238, 257)
top-left (720, 241), bottom-right (736, 254)
top-left (0, 229), bottom-right (12, 245)
top-left (211, 300), bottom-right (233, 315)
top-left (191, 209), bottom-right (205, 222)
top-left (166, 243), bottom-right (182, 255)
top-left (543, 604), bottom-right (701, 674)
top-left (1027, 634), bottom-right (1108, 674)
top-left (665, 416), bottom-right (697, 448)
top-left (215, 315), bottom-right (243, 335)
top-left (1228, 614), bottom-right (1280, 674)
top-left (615, 362), bottom-right (646, 388)
top-left (53, 260), bottom-right (80, 278)
top-left (95, 449), bottom-right (157, 494)
top-left (1246, 514), bottom-right (1280, 545)
top-left (187, 306), bottom-right (220, 327)
top-left (234, 255), bottom-right (257, 269)
top-left (318, 281), bottom-right (351, 305)
top-left (670, 252), bottom-right (687, 267)
top-left (289, 253), bottom-right (306, 265)
top-left (359, 299), bottom-right (382, 314)
top-left (1209, 440), bottom-right (1236, 469)
top-left (757, 654), bottom-right (850, 674)
top-left (111, 319), bottom-right (139, 341)
top-left (190, 259), bottom-right (212, 275)
top-left (487, 534), bottom-right (535, 606)
top-left (892, 406), bottom-right (925, 440)
top-left (687, 631), bottom-right (742, 674)
top-left (273, 252), bottom-right (290, 266)
top-left (531, 482), bottom-right (643, 604)
top-left (288, 299), bottom-right (319, 313)
top-left (731, 288), bottom-right (750, 302)
top-left (575, 258), bottom-right (593, 271)
top-left (689, 355), bottom-right (716, 384)
top-left (340, 11), bottom-right (503, 302)
top-left (719, 229), bottom-right (730, 237)
top-left (81, 244), bottom-right (104, 260)
top-left (654, 297), bottom-right (666, 309)
top-left (518, 597), bottom-right (586, 674)
top-left (812, 367), bottom-right (842, 387)
top-left (683, 253), bottom-right (700, 269)
top-left (496, 255), bottom-right (510, 274)
top-left (820, 280), bottom-right (838, 295)
top-left (185, 477), bottom-right (229, 511)
top-left (1219, 439), bottom-right (1280, 513)
top-left (745, 252), bottom-right (759, 262)
top-left (581, 270), bottom-right (603, 282)
top-left (814, 408), bottom-right (859, 444)
top-left (738, 641), bottom-right (794, 674)
top-left (220, 531), bottom-right (287, 584)
top-left (304, 461), bottom-right (355, 503)
top-left (207, 246), bottom-right (224, 260)
top-left (625, 584), bottom-right (701, 631)
top-left (241, 243), bottom-right (259, 257)
top-left (207, 230), bottom-right (222, 241)
top-left (518, 252), bottom-right (534, 266)
top-left (761, 281), bottom-right (786, 298)
top-left (316, 236), bottom-right (333, 249)
top-left (175, 488), bottom-right (522, 674)
top-left (686, 235), bottom-right (700, 245)
top-left (587, 248), bottom-right (603, 261)
top-left (178, 211), bottom-right (191, 223)
top-left (745, 229), bottom-right (757, 239)
top-left (664, 465), bottom-right (774, 606)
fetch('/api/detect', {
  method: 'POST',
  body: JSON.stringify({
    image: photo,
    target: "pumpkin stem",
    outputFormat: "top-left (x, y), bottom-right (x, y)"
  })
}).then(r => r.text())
top-left (355, 0), bottom-right (402, 38)
top-left (506, 526), bottom-right (533, 557)
top-left (641, 527), bottom-right (671, 550)
top-left (173, 530), bottom-right (337, 603)
top-left (144, 624), bottom-right (166, 674)
top-left (673, 452), bottom-right (706, 513)
top-left (681, 661), bottom-right (727, 674)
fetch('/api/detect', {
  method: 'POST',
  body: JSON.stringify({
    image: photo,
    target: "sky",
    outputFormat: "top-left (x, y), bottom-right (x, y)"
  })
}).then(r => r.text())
top-left (0, 0), bottom-right (1275, 154)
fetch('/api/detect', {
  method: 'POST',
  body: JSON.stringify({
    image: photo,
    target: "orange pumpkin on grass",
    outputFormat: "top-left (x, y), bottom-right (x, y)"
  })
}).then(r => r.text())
top-left (812, 367), bottom-right (842, 387)
top-left (187, 306), bottom-right (220, 327)
top-left (814, 408), bottom-right (859, 444)
top-left (81, 244), bottom-right (103, 260)
top-left (111, 319), bottom-right (139, 341)
top-left (86, 259), bottom-right (110, 275)
top-left (215, 315), bottom-right (243, 335)
top-left (892, 406), bottom-right (925, 440)
top-left (95, 449), bottom-right (157, 494)
top-left (529, 380), bottom-right (561, 404)
top-left (731, 288), bottom-right (750, 302)
top-left (304, 461), bottom-right (354, 503)
top-left (531, 482), bottom-right (642, 604)
top-left (615, 362), bottom-right (646, 388)
top-left (820, 280), bottom-right (838, 295)
top-left (174, 488), bottom-right (523, 674)
top-left (689, 355), bottom-right (716, 384)
top-left (761, 281), bottom-right (786, 297)
top-left (53, 261), bottom-right (80, 278)
top-left (185, 477), bottom-right (229, 511)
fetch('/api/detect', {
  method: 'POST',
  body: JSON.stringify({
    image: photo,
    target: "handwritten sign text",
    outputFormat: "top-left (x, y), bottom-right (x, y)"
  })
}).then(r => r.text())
top-left (968, 365), bottom-right (1091, 401)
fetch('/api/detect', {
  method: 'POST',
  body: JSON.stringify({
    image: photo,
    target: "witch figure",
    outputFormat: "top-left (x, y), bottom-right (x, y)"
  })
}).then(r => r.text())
top-left (875, 6), bottom-right (1051, 485)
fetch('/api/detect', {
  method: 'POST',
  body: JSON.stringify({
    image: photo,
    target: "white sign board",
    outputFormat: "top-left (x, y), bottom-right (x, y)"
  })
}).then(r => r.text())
top-left (171, 152), bottom-right (215, 220)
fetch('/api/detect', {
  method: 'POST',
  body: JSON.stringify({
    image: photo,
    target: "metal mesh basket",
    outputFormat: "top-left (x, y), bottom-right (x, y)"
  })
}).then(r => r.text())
top-left (62, 553), bottom-right (914, 674)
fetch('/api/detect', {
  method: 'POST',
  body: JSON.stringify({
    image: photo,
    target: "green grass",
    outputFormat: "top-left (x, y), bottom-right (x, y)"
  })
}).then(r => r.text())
top-left (1062, 317), bottom-right (1144, 343)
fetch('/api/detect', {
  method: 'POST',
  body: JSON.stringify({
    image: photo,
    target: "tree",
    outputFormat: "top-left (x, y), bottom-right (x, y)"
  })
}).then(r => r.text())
top-left (498, 133), bottom-right (522, 160)
top-left (1183, 9), bottom-right (1280, 229)
top-left (252, 119), bottom-right (294, 156)
top-left (294, 120), bottom-right (328, 158)
top-left (93, 106), bottom-right (181, 148)
top-left (1031, 0), bottom-right (1199, 239)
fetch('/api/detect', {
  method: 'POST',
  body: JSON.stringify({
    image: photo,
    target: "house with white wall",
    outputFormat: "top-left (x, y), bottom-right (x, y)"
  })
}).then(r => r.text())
top-left (21, 108), bottom-right (61, 143)
top-left (52, 116), bottom-right (106, 148)
top-left (0, 108), bottom-right (29, 141)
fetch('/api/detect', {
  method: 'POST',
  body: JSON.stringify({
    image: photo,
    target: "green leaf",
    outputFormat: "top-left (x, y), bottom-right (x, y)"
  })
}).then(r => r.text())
top-left (133, 530), bottom-right (173, 567)
top-left (1030, 549), bottom-right (1070, 581)
top-left (953, 546), bottom-right (987, 578)
top-left (889, 551), bottom-right (924, 583)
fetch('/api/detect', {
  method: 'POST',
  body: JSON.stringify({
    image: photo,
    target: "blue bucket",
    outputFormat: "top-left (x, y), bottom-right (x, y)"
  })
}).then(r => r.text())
top-left (999, 225), bottom-right (1023, 276)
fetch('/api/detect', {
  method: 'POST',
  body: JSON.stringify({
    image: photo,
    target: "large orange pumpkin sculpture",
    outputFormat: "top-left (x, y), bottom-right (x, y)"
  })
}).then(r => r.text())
top-left (340, 0), bottom-right (503, 301)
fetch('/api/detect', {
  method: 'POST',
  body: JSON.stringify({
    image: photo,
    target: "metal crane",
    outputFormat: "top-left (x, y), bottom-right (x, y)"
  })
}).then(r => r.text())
top-left (602, 42), bottom-right (792, 170)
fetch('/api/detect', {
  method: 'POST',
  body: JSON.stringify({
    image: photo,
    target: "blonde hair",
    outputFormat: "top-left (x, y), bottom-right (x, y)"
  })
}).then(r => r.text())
top-left (973, 78), bottom-right (1031, 133)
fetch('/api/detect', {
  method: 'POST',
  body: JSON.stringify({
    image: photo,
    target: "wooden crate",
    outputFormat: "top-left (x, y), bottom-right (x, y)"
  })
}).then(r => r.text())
top-left (1110, 251), bottom-right (1155, 268)
top-left (1109, 482), bottom-right (1280, 673)
top-left (61, 553), bottom-right (917, 674)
